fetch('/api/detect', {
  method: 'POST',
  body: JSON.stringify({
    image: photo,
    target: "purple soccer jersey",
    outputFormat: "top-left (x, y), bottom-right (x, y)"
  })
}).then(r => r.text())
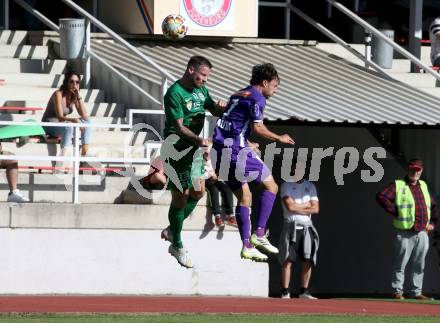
top-left (212, 86), bottom-right (266, 151)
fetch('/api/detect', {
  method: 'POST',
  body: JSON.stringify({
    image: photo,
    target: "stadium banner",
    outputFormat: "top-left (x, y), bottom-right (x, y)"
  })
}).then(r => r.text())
top-left (180, 0), bottom-right (234, 31)
top-left (154, 0), bottom-right (258, 37)
top-left (98, 0), bottom-right (257, 37)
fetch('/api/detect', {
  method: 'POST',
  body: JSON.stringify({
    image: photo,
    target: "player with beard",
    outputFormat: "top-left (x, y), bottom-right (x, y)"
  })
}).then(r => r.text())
top-left (161, 55), bottom-right (226, 268)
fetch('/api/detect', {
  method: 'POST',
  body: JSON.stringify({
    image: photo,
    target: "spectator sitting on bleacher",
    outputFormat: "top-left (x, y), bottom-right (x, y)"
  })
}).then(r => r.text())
top-left (0, 143), bottom-right (29, 203)
top-left (41, 71), bottom-right (92, 166)
top-left (429, 17), bottom-right (440, 67)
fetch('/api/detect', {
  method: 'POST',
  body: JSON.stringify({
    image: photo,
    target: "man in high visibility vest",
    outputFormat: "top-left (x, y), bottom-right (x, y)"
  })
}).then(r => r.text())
top-left (377, 159), bottom-right (438, 300)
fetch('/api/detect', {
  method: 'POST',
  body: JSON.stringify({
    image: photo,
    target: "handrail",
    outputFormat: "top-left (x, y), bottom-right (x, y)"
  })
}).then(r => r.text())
top-left (14, 0), bottom-right (60, 32)
top-left (327, 0), bottom-right (440, 82)
top-left (60, 0), bottom-right (176, 82)
top-left (12, 0), bottom-right (165, 107)
top-left (7, 0), bottom-right (178, 203)
top-left (287, 4), bottom-right (388, 76)
top-left (259, 1), bottom-right (388, 76)
top-left (87, 49), bottom-right (162, 107)
top-left (0, 111), bottom-right (165, 203)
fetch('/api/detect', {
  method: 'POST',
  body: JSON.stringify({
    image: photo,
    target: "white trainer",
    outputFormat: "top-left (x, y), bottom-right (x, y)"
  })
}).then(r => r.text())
top-left (168, 245), bottom-right (193, 268)
top-left (7, 190), bottom-right (29, 203)
top-left (161, 226), bottom-right (173, 243)
top-left (281, 291), bottom-right (290, 299)
top-left (299, 292), bottom-right (318, 300)
top-left (250, 233), bottom-right (279, 254)
top-left (240, 246), bottom-right (268, 262)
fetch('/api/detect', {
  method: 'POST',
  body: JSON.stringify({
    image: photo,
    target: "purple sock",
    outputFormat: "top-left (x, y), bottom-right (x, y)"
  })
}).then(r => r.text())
top-left (235, 205), bottom-right (251, 243)
top-left (256, 190), bottom-right (276, 236)
top-left (243, 239), bottom-right (252, 248)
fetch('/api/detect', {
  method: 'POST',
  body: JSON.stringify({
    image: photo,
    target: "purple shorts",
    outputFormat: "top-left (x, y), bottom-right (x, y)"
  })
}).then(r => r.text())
top-left (211, 143), bottom-right (272, 191)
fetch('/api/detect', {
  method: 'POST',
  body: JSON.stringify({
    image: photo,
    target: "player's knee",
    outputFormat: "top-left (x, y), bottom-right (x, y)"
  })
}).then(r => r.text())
top-left (283, 260), bottom-right (293, 270)
top-left (240, 192), bottom-right (252, 207)
top-left (264, 180), bottom-right (278, 194)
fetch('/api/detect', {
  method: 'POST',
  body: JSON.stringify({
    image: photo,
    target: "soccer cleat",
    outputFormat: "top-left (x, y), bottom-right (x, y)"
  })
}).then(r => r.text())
top-left (299, 292), bottom-right (318, 300)
top-left (214, 215), bottom-right (225, 228)
top-left (7, 190), bottom-right (29, 203)
top-left (168, 245), bottom-right (193, 268)
top-left (250, 233), bottom-right (279, 254)
top-left (240, 246), bottom-right (268, 262)
top-left (161, 226), bottom-right (173, 243)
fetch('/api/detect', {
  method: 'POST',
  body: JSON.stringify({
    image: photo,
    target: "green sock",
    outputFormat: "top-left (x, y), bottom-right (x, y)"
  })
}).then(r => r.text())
top-left (184, 196), bottom-right (199, 220)
top-left (168, 205), bottom-right (185, 248)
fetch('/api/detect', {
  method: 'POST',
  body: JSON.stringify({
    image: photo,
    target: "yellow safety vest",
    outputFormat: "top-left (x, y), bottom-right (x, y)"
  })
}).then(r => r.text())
top-left (394, 179), bottom-right (431, 230)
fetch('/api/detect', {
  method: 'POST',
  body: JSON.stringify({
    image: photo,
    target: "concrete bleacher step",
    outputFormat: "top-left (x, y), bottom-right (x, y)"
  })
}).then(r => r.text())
top-left (317, 42), bottom-right (440, 92)
top-left (0, 72), bottom-right (65, 87)
top-left (416, 87), bottom-right (440, 98)
top-left (317, 42), bottom-right (431, 60)
top-left (0, 44), bottom-right (48, 59)
top-left (0, 30), bottom-right (28, 45)
top-left (0, 121), bottom-right (156, 143)
top-left (0, 201), bottom-right (217, 228)
top-left (0, 173), bottom-right (208, 205)
top-left (0, 113), bottom-right (127, 125)
top-left (388, 72), bottom-right (439, 88)
top-left (0, 58), bottom-right (66, 73)
top-left (0, 85), bottom-right (105, 102)
top-left (1, 141), bottom-right (150, 160)
top-left (1, 100), bottom-right (127, 117)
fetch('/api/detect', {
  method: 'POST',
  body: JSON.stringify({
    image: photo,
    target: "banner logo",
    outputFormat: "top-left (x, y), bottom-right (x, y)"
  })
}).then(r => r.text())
top-left (183, 0), bottom-right (232, 27)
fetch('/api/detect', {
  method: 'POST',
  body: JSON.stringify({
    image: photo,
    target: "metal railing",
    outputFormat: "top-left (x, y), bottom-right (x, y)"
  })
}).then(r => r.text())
top-left (59, 0), bottom-right (176, 96)
top-left (0, 114), bottom-right (162, 204)
top-left (261, 0), bottom-right (440, 81)
top-left (326, 0), bottom-right (440, 82)
top-left (259, 1), bottom-right (387, 76)
top-left (12, 0), bottom-right (169, 106)
top-left (1, 0), bottom-right (181, 203)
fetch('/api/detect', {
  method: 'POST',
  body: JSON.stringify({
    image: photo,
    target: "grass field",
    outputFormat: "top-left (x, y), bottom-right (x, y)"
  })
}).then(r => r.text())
top-left (0, 314), bottom-right (439, 323)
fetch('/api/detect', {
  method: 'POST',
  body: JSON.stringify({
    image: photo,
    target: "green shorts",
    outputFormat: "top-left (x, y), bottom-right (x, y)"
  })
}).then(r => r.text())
top-left (161, 145), bottom-right (204, 191)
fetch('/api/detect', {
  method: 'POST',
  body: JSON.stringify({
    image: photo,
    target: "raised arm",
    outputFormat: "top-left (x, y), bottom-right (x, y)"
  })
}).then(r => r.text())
top-left (205, 99), bottom-right (228, 117)
top-left (72, 89), bottom-right (89, 120)
top-left (251, 122), bottom-right (295, 145)
top-left (173, 118), bottom-right (210, 147)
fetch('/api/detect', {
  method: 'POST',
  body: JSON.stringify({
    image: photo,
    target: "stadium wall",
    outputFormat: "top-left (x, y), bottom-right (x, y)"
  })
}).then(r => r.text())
top-left (0, 225), bottom-right (267, 295)
top-left (264, 125), bottom-right (440, 296)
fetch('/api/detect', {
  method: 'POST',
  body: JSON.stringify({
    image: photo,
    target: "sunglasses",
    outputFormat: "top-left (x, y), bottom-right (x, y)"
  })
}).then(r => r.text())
top-left (69, 80), bottom-right (80, 84)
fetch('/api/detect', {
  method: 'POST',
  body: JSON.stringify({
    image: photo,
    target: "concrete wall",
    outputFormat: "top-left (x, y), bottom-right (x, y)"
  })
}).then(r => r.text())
top-left (0, 203), bottom-right (266, 296)
top-left (0, 228), bottom-right (267, 295)
top-left (262, 124), bottom-right (440, 296)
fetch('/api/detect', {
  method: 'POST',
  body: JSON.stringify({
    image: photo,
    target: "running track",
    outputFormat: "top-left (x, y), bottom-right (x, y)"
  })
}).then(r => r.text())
top-left (0, 296), bottom-right (439, 316)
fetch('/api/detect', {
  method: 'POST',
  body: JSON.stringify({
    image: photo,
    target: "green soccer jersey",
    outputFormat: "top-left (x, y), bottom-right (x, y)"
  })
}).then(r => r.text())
top-left (164, 80), bottom-right (215, 149)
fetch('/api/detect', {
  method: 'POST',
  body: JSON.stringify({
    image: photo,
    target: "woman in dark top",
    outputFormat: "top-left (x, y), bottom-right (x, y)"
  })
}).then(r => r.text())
top-left (42, 71), bottom-right (92, 158)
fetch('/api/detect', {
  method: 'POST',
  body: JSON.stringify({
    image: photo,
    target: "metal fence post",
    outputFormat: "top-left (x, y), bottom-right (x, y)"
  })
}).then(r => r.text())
top-left (285, 0), bottom-right (291, 39)
top-left (364, 31), bottom-right (372, 69)
top-left (84, 18), bottom-right (91, 88)
top-left (409, 0), bottom-right (422, 73)
top-left (73, 125), bottom-right (80, 203)
top-left (2, 0), bottom-right (9, 29)
top-left (160, 76), bottom-right (168, 138)
top-left (91, 0), bottom-right (98, 32)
